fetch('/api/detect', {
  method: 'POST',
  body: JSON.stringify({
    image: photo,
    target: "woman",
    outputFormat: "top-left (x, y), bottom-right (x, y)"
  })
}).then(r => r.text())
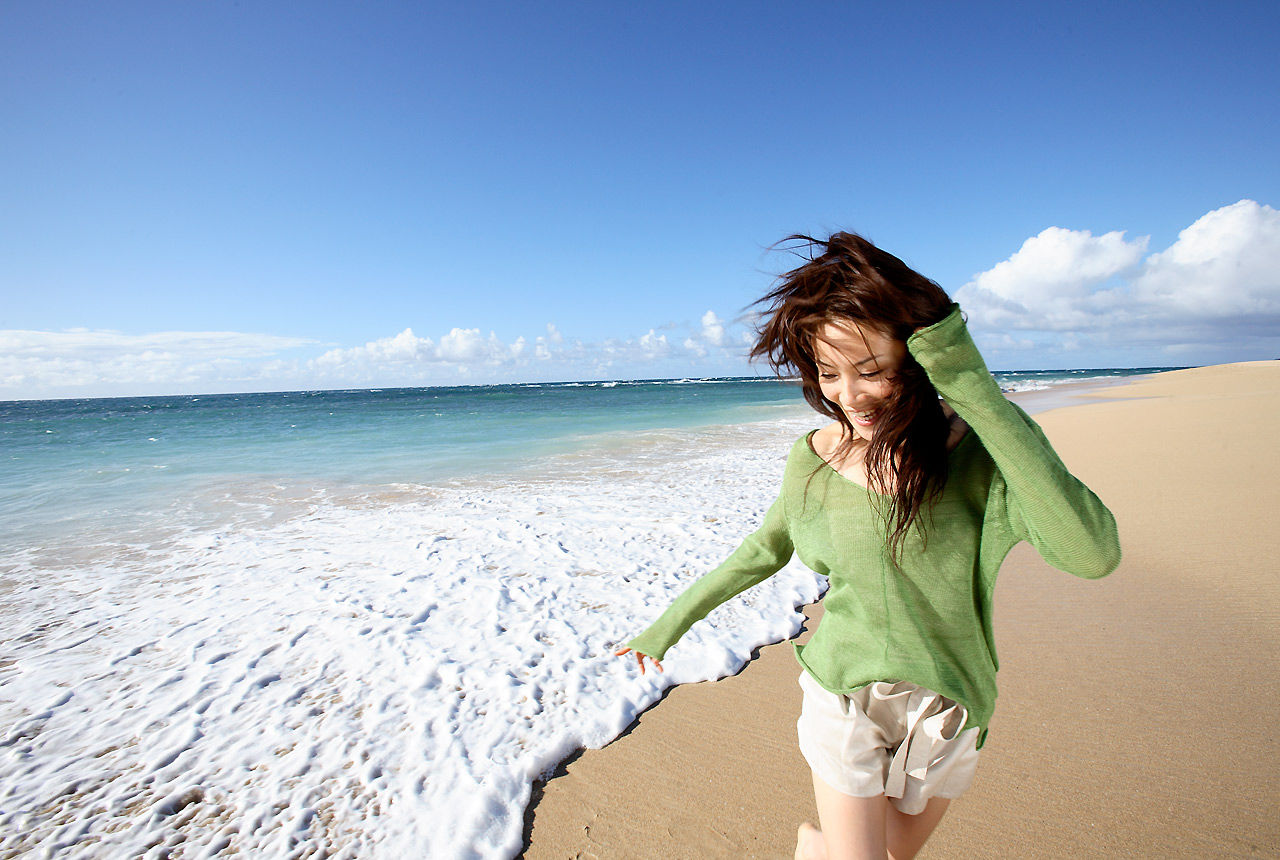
top-left (616, 232), bottom-right (1120, 860)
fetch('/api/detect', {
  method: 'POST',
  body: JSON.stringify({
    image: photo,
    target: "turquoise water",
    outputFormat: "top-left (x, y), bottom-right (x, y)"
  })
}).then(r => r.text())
top-left (0, 379), bottom-right (802, 546)
top-left (0, 369), bottom-right (1180, 548)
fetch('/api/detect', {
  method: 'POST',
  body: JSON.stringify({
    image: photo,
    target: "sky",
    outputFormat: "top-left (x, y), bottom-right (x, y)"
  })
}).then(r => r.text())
top-left (2, 0), bottom-right (1278, 399)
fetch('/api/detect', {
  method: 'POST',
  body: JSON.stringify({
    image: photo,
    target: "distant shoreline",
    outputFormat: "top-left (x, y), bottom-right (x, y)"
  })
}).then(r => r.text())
top-left (0, 365), bottom-right (1192, 405)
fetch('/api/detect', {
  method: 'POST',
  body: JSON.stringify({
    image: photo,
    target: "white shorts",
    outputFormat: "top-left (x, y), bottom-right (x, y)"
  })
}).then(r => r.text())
top-left (796, 671), bottom-right (981, 815)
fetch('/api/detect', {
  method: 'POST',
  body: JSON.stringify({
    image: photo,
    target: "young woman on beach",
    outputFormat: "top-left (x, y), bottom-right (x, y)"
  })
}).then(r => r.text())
top-left (616, 232), bottom-right (1120, 860)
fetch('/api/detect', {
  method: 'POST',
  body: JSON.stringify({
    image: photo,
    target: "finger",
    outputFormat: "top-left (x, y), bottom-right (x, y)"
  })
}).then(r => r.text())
top-left (653, 659), bottom-right (664, 673)
top-left (613, 647), bottom-right (631, 657)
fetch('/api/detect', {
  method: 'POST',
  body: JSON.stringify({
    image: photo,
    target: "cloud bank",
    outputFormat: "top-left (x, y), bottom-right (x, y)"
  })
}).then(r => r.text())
top-left (0, 314), bottom-right (755, 399)
top-left (0, 330), bottom-right (317, 397)
top-left (3, 199), bottom-right (1276, 398)
top-left (957, 199), bottom-right (1280, 363)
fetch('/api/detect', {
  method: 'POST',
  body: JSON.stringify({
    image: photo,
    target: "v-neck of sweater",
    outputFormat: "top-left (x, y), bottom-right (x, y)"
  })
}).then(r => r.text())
top-left (801, 426), bottom-right (978, 495)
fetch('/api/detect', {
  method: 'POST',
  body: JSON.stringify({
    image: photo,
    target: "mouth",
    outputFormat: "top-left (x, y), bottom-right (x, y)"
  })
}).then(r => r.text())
top-left (849, 408), bottom-right (878, 427)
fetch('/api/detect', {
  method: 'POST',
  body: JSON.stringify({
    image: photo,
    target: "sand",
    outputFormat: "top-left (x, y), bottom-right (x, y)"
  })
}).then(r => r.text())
top-left (522, 361), bottom-right (1280, 859)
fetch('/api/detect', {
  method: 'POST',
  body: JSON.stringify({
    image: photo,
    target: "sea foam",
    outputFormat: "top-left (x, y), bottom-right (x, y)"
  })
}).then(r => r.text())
top-left (0, 414), bottom-right (822, 858)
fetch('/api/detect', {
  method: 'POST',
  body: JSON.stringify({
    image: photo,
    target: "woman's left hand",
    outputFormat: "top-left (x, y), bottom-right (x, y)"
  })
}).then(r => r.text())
top-left (614, 647), bottom-right (664, 675)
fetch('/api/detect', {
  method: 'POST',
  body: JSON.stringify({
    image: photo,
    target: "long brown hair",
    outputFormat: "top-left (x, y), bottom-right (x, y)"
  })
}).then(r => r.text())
top-left (750, 231), bottom-right (955, 558)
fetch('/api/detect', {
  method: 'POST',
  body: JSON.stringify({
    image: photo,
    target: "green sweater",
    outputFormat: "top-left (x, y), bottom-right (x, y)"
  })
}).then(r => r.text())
top-left (626, 306), bottom-right (1120, 745)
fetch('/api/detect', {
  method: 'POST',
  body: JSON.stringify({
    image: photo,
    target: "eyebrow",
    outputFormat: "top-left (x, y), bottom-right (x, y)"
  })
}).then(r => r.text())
top-left (816, 354), bottom-right (883, 369)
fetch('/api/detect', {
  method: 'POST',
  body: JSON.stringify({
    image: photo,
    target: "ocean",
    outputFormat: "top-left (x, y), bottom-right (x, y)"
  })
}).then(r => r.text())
top-left (0, 368), bottom-right (1174, 857)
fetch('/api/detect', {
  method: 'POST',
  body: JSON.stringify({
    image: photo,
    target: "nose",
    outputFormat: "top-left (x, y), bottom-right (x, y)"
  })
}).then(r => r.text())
top-left (838, 377), bottom-right (875, 409)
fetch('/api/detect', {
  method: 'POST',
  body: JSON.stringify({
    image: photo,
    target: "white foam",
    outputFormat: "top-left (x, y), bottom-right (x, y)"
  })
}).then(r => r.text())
top-left (0, 411), bottom-right (822, 858)
top-left (1000, 380), bottom-right (1054, 392)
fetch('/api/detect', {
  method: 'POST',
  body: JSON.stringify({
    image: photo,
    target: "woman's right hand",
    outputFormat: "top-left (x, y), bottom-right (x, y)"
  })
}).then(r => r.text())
top-left (614, 647), bottom-right (663, 675)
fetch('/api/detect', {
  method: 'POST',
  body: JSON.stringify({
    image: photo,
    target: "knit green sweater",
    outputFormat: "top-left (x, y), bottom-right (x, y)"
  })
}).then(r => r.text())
top-left (626, 306), bottom-right (1120, 745)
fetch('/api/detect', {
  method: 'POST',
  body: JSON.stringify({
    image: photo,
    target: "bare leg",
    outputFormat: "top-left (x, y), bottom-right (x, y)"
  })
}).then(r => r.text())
top-left (795, 821), bottom-right (826, 860)
top-left (797, 772), bottom-right (890, 860)
top-left (796, 779), bottom-right (955, 860)
top-left (885, 797), bottom-right (950, 860)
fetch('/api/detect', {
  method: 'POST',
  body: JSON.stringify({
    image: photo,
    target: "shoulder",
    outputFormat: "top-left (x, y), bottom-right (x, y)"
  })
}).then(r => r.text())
top-left (783, 427), bottom-right (827, 472)
top-left (808, 423), bottom-right (843, 460)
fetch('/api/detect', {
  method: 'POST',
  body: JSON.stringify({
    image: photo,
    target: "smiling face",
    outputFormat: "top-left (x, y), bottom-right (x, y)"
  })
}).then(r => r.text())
top-left (812, 318), bottom-right (907, 443)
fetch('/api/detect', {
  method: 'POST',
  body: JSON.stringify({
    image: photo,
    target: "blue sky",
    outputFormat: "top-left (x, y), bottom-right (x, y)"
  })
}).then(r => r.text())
top-left (3, 1), bottom-right (1278, 398)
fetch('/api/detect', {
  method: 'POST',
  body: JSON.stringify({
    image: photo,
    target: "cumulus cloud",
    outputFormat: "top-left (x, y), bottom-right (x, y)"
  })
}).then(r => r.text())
top-left (2, 306), bottom-right (757, 397)
top-left (301, 311), bottom-right (748, 388)
top-left (302, 307), bottom-right (747, 389)
top-left (313, 327), bottom-right (527, 370)
top-left (957, 199), bottom-right (1280, 360)
top-left (680, 309), bottom-right (731, 358)
top-left (956, 227), bottom-right (1148, 330)
top-left (9, 199), bottom-right (1276, 397)
top-left (437, 328), bottom-right (509, 363)
top-left (313, 329), bottom-right (435, 368)
top-left (1131, 199), bottom-right (1280, 318)
top-left (637, 329), bottom-right (669, 356)
top-left (699, 310), bottom-right (726, 346)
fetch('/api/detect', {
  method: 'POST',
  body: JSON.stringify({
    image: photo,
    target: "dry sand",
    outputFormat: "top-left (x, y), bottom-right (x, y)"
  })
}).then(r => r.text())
top-left (522, 361), bottom-right (1280, 859)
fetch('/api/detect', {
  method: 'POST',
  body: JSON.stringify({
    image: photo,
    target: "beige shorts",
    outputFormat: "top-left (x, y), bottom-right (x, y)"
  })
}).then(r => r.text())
top-left (796, 671), bottom-right (981, 815)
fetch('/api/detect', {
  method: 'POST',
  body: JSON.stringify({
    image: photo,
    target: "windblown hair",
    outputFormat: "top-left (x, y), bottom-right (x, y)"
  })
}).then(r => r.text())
top-left (750, 231), bottom-right (956, 558)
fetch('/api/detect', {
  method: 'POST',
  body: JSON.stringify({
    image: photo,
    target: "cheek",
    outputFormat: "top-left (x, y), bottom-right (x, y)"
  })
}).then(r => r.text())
top-left (872, 379), bottom-right (898, 396)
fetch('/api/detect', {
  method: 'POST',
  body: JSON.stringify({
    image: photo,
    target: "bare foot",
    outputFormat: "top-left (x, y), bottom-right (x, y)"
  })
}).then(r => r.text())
top-left (795, 821), bottom-right (826, 860)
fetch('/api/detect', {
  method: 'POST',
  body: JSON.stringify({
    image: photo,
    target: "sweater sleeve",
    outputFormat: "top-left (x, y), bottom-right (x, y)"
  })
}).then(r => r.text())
top-left (906, 305), bottom-right (1121, 579)
top-left (625, 491), bottom-right (795, 660)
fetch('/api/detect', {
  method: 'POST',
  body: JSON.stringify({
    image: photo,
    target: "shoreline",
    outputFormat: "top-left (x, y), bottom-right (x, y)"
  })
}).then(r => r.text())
top-left (522, 360), bottom-right (1280, 858)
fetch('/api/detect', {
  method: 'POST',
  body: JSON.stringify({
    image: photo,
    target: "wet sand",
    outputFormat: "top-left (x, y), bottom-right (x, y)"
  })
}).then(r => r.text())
top-left (522, 361), bottom-right (1280, 859)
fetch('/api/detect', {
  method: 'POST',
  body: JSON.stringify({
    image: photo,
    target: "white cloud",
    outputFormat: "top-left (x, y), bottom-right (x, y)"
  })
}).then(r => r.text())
top-left (313, 327), bottom-right (523, 377)
top-left (300, 312), bottom-right (750, 388)
top-left (956, 227), bottom-right (1148, 330)
top-left (314, 328), bottom-right (434, 368)
top-left (638, 329), bottom-right (669, 356)
top-left (0, 308), bottom-right (765, 398)
top-left (677, 310), bottom-right (731, 359)
top-left (1131, 199), bottom-right (1280, 317)
top-left (699, 310), bottom-right (725, 346)
top-left (957, 199), bottom-right (1280, 361)
top-left (0, 330), bottom-right (315, 395)
top-left (437, 328), bottom-right (509, 363)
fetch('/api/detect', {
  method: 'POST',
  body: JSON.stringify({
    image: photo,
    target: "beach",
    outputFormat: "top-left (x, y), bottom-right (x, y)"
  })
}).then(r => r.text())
top-left (522, 361), bottom-right (1280, 858)
top-left (3, 365), bottom-right (1274, 858)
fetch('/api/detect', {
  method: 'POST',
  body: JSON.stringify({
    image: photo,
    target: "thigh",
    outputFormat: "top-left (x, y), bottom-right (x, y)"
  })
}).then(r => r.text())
top-left (886, 797), bottom-right (950, 860)
top-left (811, 771), bottom-right (888, 860)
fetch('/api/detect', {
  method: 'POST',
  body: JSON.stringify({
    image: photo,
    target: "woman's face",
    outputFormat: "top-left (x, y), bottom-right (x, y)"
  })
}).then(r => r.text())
top-left (812, 319), bottom-right (906, 442)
